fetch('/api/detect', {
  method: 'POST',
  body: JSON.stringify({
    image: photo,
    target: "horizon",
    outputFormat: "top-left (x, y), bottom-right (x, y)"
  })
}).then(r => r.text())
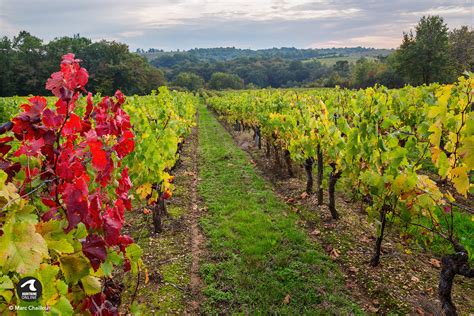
top-left (0, 31), bottom-right (397, 52)
top-left (1, 1), bottom-right (472, 51)
top-left (138, 46), bottom-right (395, 52)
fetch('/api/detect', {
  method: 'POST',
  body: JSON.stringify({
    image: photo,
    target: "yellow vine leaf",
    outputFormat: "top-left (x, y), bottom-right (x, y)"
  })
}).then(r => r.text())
top-left (0, 221), bottom-right (49, 274)
top-left (430, 146), bottom-right (441, 164)
top-left (393, 173), bottom-right (415, 195)
top-left (137, 183), bottom-right (153, 200)
top-left (0, 170), bottom-right (19, 207)
top-left (436, 85), bottom-right (452, 107)
top-left (436, 151), bottom-right (449, 178)
top-left (450, 166), bottom-right (469, 196)
top-left (445, 191), bottom-right (455, 203)
top-left (428, 105), bottom-right (446, 119)
top-left (148, 190), bottom-right (158, 204)
top-left (81, 276), bottom-right (102, 296)
top-left (459, 136), bottom-right (474, 170)
top-left (417, 174), bottom-right (444, 201)
top-left (428, 121), bottom-right (442, 147)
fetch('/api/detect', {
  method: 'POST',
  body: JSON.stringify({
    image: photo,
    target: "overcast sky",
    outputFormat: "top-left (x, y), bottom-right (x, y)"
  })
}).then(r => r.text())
top-left (0, 0), bottom-right (472, 51)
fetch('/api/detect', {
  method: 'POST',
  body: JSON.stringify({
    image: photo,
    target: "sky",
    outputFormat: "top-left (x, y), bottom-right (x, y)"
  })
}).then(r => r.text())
top-left (0, 0), bottom-right (473, 51)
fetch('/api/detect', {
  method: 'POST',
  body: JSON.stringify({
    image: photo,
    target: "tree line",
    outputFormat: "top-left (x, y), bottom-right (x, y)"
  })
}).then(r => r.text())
top-left (156, 16), bottom-right (473, 90)
top-left (141, 46), bottom-right (390, 62)
top-left (0, 32), bottom-right (166, 96)
top-left (0, 16), bottom-right (472, 95)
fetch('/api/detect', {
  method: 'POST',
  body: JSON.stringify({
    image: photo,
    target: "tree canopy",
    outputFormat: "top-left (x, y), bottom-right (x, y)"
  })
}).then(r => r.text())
top-left (173, 72), bottom-right (205, 91)
top-left (396, 16), bottom-right (451, 84)
top-left (208, 72), bottom-right (244, 90)
top-left (0, 32), bottom-right (166, 96)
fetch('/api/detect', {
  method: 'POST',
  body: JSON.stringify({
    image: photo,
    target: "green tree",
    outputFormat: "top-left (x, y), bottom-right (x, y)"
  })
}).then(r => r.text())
top-left (352, 58), bottom-right (380, 88)
top-left (377, 54), bottom-right (405, 88)
top-left (12, 31), bottom-right (45, 95)
top-left (79, 40), bottom-right (165, 95)
top-left (333, 60), bottom-right (350, 77)
top-left (173, 72), bottom-right (204, 91)
top-left (288, 60), bottom-right (310, 82)
top-left (325, 72), bottom-right (345, 88)
top-left (448, 26), bottom-right (474, 77)
top-left (0, 32), bottom-right (167, 96)
top-left (0, 37), bottom-right (15, 95)
top-left (44, 35), bottom-right (92, 74)
top-left (208, 72), bottom-right (244, 90)
top-left (396, 16), bottom-right (450, 84)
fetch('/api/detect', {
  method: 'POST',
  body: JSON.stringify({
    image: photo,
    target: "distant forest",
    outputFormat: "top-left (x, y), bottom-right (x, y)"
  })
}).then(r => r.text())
top-left (138, 46), bottom-right (392, 62)
top-left (147, 49), bottom-right (392, 89)
top-left (0, 16), bottom-right (473, 96)
top-left (144, 17), bottom-right (473, 90)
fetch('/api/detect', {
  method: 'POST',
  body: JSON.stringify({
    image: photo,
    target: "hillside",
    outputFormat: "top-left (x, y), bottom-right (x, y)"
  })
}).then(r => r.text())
top-left (138, 47), bottom-right (394, 89)
top-left (138, 47), bottom-right (393, 62)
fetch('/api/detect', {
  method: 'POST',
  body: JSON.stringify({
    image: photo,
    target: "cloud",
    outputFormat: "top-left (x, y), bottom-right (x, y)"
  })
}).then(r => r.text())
top-left (309, 36), bottom-right (401, 49)
top-left (129, 0), bottom-right (361, 26)
top-left (118, 31), bottom-right (145, 38)
top-left (402, 5), bottom-right (473, 17)
top-left (0, 0), bottom-right (472, 50)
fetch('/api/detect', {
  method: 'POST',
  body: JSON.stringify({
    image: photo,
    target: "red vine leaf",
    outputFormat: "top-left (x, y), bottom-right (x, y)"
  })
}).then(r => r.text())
top-left (82, 234), bottom-right (107, 271)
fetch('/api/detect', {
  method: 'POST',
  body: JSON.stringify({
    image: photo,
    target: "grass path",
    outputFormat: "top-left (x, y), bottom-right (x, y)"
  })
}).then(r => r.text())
top-left (197, 104), bottom-right (363, 314)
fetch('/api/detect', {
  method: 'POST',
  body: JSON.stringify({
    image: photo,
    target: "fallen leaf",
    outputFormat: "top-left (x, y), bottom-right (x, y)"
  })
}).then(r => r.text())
top-left (286, 198), bottom-right (295, 204)
top-left (411, 276), bottom-right (420, 283)
top-left (368, 306), bottom-right (379, 313)
top-left (310, 229), bottom-right (321, 236)
top-left (330, 248), bottom-right (340, 260)
top-left (143, 208), bottom-right (152, 215)
top-left (348, 266), bottom-right (359, 273)
top-left (283, 294), bottom-right (291, 305)
top-left (429, 258), bottom-right (441, 268)
top-left (300, 192), bottom-right (308, 199)
top-left (145, 268), bottom-right (149, 284)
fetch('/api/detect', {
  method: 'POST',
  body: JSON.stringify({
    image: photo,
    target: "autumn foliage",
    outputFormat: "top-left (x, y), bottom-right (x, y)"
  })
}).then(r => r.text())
top-left (0, 54), bottom-right (140, 315)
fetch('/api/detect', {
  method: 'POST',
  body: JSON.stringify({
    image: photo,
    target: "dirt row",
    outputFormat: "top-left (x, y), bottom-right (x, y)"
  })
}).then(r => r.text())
top-left (120, 119), bottom-right (205, 314)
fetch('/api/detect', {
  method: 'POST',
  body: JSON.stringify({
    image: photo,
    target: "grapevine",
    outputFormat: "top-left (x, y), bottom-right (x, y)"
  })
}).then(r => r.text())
top-left (206, 75), bottom-right (473, 314)
top-left (0, 54), bottom-right (141, 315)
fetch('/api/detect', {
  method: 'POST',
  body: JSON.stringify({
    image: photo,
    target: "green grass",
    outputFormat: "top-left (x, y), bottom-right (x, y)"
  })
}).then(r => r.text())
top-left (197, 104), bottom-right (363, 314)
